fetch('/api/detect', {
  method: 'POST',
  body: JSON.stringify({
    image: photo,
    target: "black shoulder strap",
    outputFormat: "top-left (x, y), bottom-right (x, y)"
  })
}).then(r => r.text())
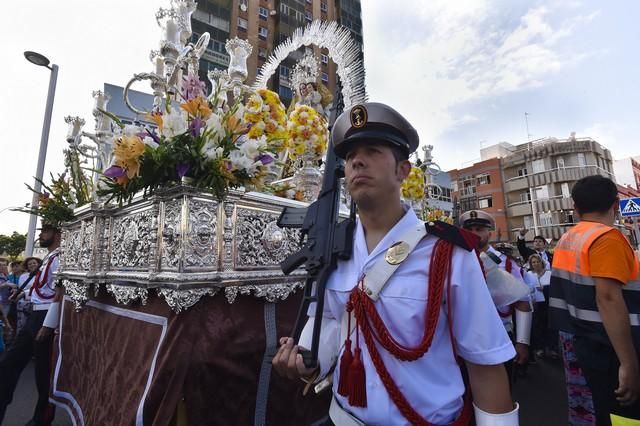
top-left (18, 272), bottom-right (37, 293)
top-left (425, 220), bottom-right (478, 252)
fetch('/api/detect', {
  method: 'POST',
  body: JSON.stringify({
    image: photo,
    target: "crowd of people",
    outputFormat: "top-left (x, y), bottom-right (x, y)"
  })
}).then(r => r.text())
top-left (0, 102), bottom-right (639, 426)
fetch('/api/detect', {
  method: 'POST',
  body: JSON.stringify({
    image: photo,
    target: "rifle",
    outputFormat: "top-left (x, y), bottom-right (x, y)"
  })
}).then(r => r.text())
top-left (278, 87), bottom-right (356, 368)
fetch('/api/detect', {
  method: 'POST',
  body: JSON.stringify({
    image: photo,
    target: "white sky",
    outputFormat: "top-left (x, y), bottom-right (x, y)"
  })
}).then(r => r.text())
top-left (1, 0), bottom-right (638, 235)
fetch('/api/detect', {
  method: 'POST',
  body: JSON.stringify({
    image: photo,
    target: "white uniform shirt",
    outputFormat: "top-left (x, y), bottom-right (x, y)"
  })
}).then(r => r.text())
top-left (488, 246), bottom-right (529, 330)
top-left (30, 249), bottom-right (60, 307)
top-left (301, 208), bottom-right (514, 425)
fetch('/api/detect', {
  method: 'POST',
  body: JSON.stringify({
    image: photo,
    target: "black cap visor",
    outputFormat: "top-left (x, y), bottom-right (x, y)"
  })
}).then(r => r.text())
top-left (335, 125), bottom-right (411, 159)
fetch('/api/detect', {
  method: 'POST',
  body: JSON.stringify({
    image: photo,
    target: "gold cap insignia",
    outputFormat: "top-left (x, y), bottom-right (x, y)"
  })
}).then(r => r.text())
top-left (385, 241), bottom-right (410, 265)
top-left (470, 210), bottom-right (478, 219)
top-left (350, 105), bottom-right (367, 129)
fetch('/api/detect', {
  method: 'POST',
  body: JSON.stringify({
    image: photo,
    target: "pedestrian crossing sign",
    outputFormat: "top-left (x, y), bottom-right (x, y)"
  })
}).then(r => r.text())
top-left (620, 198), bottom-right (640, 217)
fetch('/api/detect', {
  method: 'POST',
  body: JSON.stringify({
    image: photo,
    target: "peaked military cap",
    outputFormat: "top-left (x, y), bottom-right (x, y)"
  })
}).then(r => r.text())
top-left (331, 102), bottom-right (419, 159)
top-left (460, 210), bottom-right (495, 230)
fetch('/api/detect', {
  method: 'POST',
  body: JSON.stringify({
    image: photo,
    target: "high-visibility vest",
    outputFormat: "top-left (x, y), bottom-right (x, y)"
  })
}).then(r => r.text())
top-left (548, 221), bottom-right (640, 348)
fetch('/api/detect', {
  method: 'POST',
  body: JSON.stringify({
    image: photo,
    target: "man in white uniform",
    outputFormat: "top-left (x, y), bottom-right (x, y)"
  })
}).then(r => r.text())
top-left (460, 210), bottom-right (533, 378)
top-left (0, 224), bottom-right (62, 425)
top-left (273, 103), bottom-right (519, 425)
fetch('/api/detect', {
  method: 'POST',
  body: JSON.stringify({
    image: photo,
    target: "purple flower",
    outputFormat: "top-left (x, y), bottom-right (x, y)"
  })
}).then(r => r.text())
top-left (189, 117), bottom-right (205, 138)
top-left (181, 72), bottom-right (207, 101)
top-left (257, 154), bottom-right (274, 165)
top-left (104, 166), bottom-right (126, 178)
top-left (176, 163), bottom-right (190, 178)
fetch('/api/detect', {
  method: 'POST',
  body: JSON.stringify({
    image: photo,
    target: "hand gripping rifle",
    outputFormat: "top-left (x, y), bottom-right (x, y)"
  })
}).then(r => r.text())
top-left (277, 89), bottom-right (356, 368)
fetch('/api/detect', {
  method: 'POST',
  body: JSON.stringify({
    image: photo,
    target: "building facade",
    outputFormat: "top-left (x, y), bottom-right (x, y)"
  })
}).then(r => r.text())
top-left (501, 137), bottom-right (615, 242)
top-left (614, 156), bottom-right (640, 191)
top-left (191, 0), bottom-right (363, 107)
top-left (448, 157), bottom-right (510, 243)
top-left (426, 168), bottom-right (453, 217)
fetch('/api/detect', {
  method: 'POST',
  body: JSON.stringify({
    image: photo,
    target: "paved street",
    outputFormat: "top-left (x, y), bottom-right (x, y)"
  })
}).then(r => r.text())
top-left (3, 355), bottom-right (567, 425)
top-left (2, 362), bottom-right (71, 426)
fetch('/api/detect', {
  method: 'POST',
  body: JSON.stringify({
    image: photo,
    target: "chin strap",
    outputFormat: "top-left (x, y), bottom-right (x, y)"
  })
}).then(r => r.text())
top-left (515, 309), bottom-right (532, 345)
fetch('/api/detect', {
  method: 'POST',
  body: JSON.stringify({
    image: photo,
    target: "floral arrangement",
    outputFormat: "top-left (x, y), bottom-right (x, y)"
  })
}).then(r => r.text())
top-left (243, 89), bottom-right (289, 154)
top-left (422, 208), bottom-right (454, 225)
top-left (14, 173), bottom-right (80, 228)
top-left (401, 166), bottom-right (425, 201)
top-left (99, 72), bottom-right (284, 204)
top-left (286, 104), bottom-right (328, 162)
top-left (264, 181), bottom-right (305, 202)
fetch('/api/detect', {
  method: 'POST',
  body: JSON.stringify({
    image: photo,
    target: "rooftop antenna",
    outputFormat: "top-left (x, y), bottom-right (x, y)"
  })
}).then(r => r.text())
top-left (524, 112), bottom-right (532, 142)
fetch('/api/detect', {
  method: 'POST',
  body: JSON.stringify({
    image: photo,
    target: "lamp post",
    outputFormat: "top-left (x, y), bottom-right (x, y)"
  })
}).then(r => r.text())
top-left (24, 51), bottom-right (59, 256)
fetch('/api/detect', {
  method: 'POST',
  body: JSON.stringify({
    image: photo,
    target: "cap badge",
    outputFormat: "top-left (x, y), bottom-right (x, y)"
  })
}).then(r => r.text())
top-left (470, 210), bottom-right (478, 219)
top-left (385, 241), bottom-right (410, 265)
top-left (350, 105), bottom-right (367, 128)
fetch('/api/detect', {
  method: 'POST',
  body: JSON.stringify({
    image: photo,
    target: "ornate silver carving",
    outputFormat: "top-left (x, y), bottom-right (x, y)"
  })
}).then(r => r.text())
top-left (184, 199), bottom-right (218, 269)
top-left (161, 198), bottom-right (183, 270)
top-left (157, 287), bottom-right (219, 313)
top-left (110, 209), bottom-right (155, 268)
top-left (62, 226), bottom-right (82, 269)
top-left (106, 284), bottom-right (149, 306)
top-left (221, 200), bottom-right (235, 271)
top-left (224, 282), bottom-right (304, 304)
top-left (235, 210), bottom-right (300, 268)
top-left (62, 279), bottom-right (90, 311)
top-left (79, 220), bottom-right (95, 270)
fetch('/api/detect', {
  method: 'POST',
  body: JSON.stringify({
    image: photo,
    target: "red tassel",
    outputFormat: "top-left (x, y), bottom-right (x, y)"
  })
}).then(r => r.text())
top-left (337, 339), bottom-right (353, 396)
top-left (347, 347), bottom-right (367, 407)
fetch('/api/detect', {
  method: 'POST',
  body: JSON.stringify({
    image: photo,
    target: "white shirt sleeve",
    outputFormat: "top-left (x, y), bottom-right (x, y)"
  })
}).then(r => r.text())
top-left (450, 248), bottom-right (516, 365)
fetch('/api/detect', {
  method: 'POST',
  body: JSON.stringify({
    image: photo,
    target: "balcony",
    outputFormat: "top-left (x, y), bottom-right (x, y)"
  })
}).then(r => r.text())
top-left (202, 49), bottom-right (230, 67)
top-left (507, 195), bottom-right (573, 217)
top-left (504, 165), bottom-right (614, 193)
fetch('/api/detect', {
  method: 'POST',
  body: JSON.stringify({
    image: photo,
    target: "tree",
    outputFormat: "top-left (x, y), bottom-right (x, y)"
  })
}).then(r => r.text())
top-left (0, 232), bottom-right (27, 260)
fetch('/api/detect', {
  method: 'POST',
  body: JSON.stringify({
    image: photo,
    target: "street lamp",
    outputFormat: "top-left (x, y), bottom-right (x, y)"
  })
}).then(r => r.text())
top-left (24, 51), bottom-right (59, 256)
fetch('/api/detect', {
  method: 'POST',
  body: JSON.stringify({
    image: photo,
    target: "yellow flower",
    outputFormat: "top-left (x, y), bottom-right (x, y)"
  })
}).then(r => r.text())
top-left (113, 135), bottom-right (145, 178)
top-left (180, 96), bottom-right (212, 119)
top-left (147, 112), bottom-right (163, 129)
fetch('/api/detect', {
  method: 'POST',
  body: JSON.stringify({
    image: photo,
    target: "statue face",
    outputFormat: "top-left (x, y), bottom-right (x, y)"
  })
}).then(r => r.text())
top-left (299, 83), bottom-right (308, 97)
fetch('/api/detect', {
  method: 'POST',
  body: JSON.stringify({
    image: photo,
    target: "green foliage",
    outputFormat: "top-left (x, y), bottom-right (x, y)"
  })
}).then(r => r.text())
top-left (0, 232), bottom-right (27, 260)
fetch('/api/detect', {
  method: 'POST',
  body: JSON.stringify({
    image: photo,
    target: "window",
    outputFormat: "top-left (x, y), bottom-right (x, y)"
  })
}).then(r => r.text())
top-left (520, 192), bottom-right (531, 202)
top-left (452, 181), bottom-right (458, 192)
top-left (478, 197), bottom-right (493, 209)
top-left (278, 85), bottom-right (293, 99)
top-left (517, 168), bottom-right (528, 177)
top-left (577, 153), bottom-right (586, 167)
top-left (259, 7), bottom-right (269, 19)
top-left (534, 185), bottom-right (549, 200)
top-left (279, 66), bottom-right (291, 78)
top-left (280, 4), bottom-right (290, 15)
top-left (539, 211), bottom-right (553, 226)
top-left (477, 173), bottom-right (491, 185)
top-left (321, 54), bottom-right (329, 64)
top-left (531, 159), bottom-right (545, 174)
top-left (321, 72), bottom-right (329, 83)
top-left (524, 216), bottom-right (534, 230)
top-left (556, 157), bottom-right (565, 168)
top-left (237, 17), bottom-right (248, 30)
top-left (305, 10), bottom-right (313, 22)
top-left (258, 26), bottom-right (268, 39)
top-left (561, 182), bottom-right (570, 198)
top-left (320, 2), bottom-right (328, 12)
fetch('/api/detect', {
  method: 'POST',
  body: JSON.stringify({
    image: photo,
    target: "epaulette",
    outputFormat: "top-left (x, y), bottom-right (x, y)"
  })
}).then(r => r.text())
top-left (425, 221), bottom-right (479, 252)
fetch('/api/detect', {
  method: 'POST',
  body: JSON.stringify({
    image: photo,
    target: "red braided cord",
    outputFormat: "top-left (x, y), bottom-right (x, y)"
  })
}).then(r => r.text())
top-left (350, 239), bottom-right (471, 425)
top-left (350, 239), bottom-right (450, 361)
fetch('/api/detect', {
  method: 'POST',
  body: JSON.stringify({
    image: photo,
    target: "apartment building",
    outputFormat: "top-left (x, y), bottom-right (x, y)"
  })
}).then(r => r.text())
top-left (448, 157), bottom-right (510, 243)
top-left (501, 136), bottom-right (615, 241)
top-left (191, 0), bottom-right (363, 106)
top-left (614, 156), bottom-right (640, 191)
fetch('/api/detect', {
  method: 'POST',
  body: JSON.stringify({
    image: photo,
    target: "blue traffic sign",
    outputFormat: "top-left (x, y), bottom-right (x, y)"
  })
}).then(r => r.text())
top-left (620, 198), bottom-right (640, 217)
